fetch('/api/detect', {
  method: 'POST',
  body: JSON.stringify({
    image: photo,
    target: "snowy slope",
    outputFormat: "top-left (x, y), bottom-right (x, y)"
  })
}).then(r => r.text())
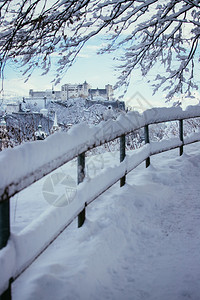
top-left (11, 143), bottom-right (200, 300)
top-left (46, 99), bottom-right (109, 126)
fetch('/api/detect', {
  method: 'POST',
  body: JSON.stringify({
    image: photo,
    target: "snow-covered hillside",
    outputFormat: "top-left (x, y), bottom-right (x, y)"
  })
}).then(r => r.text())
top-left (10, 142), bottom-right (200, 300)
top-left (23, 97), bottom-right (123, 127)
top-left (46, 99), bottom-right (108, 126)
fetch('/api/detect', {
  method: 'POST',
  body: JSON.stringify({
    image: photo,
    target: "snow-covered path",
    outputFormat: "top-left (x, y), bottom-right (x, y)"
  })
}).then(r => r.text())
top-left (12, 144), bottom-right (200, 300)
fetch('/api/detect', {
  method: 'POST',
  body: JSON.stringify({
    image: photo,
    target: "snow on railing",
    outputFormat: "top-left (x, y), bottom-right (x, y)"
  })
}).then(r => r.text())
top-left (1, 105), bottom-right (200, 297)
top-left (1, 105), bottom-right (200, 200)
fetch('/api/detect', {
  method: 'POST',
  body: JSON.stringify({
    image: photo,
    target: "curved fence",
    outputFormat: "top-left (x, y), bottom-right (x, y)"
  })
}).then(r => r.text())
top-left (1, 105), bottom-right (200, 298)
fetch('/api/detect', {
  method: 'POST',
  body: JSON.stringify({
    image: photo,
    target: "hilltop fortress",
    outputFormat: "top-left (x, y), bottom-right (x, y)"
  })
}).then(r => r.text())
top-left (29, 81), bottom-right (114, 101)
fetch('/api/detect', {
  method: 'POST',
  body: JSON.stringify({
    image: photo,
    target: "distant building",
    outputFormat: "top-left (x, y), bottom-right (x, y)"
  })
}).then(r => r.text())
top-left (89, 84), bottom-right (113, 101)
top-left (61, 81), bottom-right (114, 101)
top-left (35, 124), bottom-right (47, 140)
top-left (28, 88), bottom-right (61, 109)
top-left (6, 103), bottom-right (19, 114)
top-left (61, 81), bottom-right (90, 100)
top-left (29, 81), bottom-right (114, 101)
top-left (51, 112), bottom-right (60, 134)
top-left (29, 89), bottom-right (61, 100)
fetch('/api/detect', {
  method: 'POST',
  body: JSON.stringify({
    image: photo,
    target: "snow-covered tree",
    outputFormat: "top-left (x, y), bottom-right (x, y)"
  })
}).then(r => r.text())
top-left (0, 0), bottom-right (200, 98)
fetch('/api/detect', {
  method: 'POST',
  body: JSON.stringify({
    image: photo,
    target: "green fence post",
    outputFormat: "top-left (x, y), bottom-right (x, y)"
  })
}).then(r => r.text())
top-left (179, 119), bottom-right (183, 156)
top-left (144, 125), bottom-right (150, 168)
top-left (77, 153), bottom-right (86, 228)
top-left (0, 198), bottom-right (10, 249)
top-left (120, 134), bottom-right (126, 187)
top-left (0, 279), bottom-right (12, 300)
top-left (0, 192), bottom-right (12, 299)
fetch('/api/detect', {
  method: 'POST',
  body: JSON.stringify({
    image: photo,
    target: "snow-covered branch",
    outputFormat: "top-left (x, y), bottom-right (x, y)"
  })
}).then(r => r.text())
top-left (0, 0), bottom-right (199, 98)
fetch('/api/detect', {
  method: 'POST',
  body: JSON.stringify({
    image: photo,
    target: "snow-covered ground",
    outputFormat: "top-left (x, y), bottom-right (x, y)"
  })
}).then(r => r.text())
top-left (10, 142), bottom-right (200, 300)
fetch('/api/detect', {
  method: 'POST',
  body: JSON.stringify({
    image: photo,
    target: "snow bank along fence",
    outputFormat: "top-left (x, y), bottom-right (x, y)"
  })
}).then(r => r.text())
top-left (1, 106), bottom-right (200, 298)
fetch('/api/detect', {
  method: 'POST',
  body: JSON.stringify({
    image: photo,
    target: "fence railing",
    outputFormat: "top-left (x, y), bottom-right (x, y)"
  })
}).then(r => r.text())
top-left (1, 105), bottom-right (200, 298)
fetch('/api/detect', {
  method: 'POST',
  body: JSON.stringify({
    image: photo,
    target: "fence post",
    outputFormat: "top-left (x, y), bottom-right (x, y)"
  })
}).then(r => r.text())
top-left (1, 279), bottom-right (12, 300)
top-left (0, 197), bottom-right (10, 249)
top-left (0, 193), bottom-right (12, 299)
top-left (77, 152), bottom-right (86, 228)
top-left (144, 125), bottom-right (150, 168)
top-left (179, 119), bottom-right (183, 156)
top-left (120, 134), bottom-right (126, 187)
